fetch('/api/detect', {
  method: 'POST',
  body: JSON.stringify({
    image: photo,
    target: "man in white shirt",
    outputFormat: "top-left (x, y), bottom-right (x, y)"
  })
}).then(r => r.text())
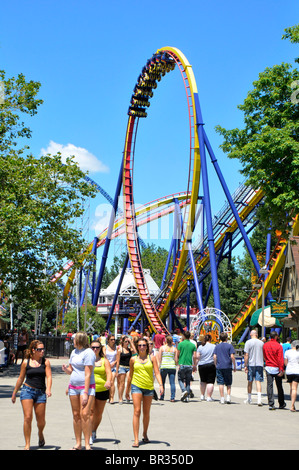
top-left (244, 330), bottom-right (264, 406)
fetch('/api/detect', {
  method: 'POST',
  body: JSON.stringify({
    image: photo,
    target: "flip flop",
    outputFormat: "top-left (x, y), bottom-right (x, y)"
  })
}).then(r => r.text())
top-left (142, 437), bottom-right (150, 443)
top-left (38, 438), bottom-right (45, 447)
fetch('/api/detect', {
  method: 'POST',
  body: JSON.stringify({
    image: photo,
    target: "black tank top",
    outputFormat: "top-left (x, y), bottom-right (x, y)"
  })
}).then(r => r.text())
top-left (26, 357), bottom-right (46, 391)
top-left (120, 348), bottom-right (132, 367)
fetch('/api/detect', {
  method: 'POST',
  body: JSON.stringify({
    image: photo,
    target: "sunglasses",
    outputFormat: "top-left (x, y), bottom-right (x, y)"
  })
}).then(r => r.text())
top-left (138, 344), bottom-right (147, 348)
top-left (36, 348), bottom-right (45, 351)
top-left (91, 346), bottom-right (100, 350)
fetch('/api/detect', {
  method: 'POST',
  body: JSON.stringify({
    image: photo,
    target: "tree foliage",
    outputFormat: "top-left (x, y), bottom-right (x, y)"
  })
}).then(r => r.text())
top-left (215, 26), bottom-right (299, 237)
top-left (0, 70), bottom-right (97, 315)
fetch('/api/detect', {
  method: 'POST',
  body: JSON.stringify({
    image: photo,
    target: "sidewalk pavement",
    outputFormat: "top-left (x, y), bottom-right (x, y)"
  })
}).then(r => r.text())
top-left (0, 357), bottom-right (298, 452)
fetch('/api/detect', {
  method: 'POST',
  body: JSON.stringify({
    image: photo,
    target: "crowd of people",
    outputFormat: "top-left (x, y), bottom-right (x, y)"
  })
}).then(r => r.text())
top-left (9, 326), bottom-right (299, 449)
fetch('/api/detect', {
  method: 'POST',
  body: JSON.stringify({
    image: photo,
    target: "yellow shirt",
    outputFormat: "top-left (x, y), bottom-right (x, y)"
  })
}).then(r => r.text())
top-left (131, 356), bottom-right (154, 390)
top-left (94, 360), bottom-right (107, 393)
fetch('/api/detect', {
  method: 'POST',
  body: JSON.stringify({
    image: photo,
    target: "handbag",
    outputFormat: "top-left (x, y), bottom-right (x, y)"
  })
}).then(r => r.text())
top-left (153, 389), bottom-right (158, 401)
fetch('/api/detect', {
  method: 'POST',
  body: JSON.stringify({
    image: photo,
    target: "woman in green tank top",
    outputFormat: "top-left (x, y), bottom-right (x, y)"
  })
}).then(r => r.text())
top-left (158, 335), bottom-right (178, 401)
top-left (90, 340), bottom-right (112, 445)
top-left (125, 337), bottom-right (163, 448)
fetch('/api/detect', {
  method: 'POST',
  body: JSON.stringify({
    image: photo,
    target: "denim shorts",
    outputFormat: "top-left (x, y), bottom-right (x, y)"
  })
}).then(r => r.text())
top-left (247, 366), bottom-right (264, 382)
top-left (216, 368), bottom-right (233, 386)
top-left (68, 384), bottom-right (96, 397)
top-left (118, 366), bottom-right (130, 374)
top-left (20, 384), bottom-right (47, 404)
top-left (131, 383), bottom-right (154, 396)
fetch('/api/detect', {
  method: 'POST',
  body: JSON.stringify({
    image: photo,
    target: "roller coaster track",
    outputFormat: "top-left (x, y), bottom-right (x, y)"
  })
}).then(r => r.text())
top-left (123, 47), bottom-right (200, 334)
top-left (157, 186), bottom-right (264, 320)
top-left (53, 192), bottom-right (190, 323)
top-left (230, 216), bottom-right (299, 338)
top-left (55, 182), bottom-right (293, 338)
top-left (54, 47), bottom-right (293, 336)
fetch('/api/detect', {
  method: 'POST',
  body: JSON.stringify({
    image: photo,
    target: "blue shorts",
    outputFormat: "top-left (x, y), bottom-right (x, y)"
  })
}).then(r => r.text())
top-left (68, 384), bottom-right (96, 397)
top-left (118, 366), bottom-right (130, 374)
top-left (216, 368), bottom-right (233, 386)
top-left (131, 383), bottom-right (154, 396)
top-left (20, 384), bottom-right (47, 404)
top-left (247, 366), bottom-right (264, 382)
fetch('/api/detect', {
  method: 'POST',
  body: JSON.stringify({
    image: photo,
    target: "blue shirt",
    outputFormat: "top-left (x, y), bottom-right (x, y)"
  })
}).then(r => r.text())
top-left (214, 342), bottom-right (235, 369)
top-left (172, 334), bottom-right (181, 348)
top-left (282, 342), bottom-right (292, 357)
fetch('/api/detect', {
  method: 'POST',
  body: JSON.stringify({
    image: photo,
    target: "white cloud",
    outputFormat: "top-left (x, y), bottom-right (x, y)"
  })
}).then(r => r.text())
top-left (41, 140), bottom-right (109, 173)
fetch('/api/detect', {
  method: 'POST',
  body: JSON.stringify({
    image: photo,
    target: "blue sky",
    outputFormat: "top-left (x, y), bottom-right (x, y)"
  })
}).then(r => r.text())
top-left (1, 0), bottom-right (298, 264)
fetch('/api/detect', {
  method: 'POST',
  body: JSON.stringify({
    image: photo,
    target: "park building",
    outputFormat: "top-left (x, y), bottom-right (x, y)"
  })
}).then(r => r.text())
top-left (97, 268), bottom-right (160, 335)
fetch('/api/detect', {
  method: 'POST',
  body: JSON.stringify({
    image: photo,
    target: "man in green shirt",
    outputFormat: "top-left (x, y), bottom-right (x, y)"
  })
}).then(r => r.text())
top-left (177, 330), bottom-right (197, 402)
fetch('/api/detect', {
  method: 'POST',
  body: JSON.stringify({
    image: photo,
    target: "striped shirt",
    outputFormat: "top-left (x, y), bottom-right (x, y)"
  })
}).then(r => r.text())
top-left (160, 347), bottom-right (176, 370)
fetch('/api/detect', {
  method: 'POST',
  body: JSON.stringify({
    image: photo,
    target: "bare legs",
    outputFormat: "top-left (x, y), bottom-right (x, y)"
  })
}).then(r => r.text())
top-left (109, 371), bottom-right (116, 403)
top-left (91, 399), bottom-right (106, 434)
top-left (117, 372), bottom-right (129, 403)
top-left (21, 400), bottom-right (46, 450)
top-left (132, 393), bottom-right (152, 447)
top-left (69, 394), bottom-right (94, 450)
top-left (200, 382), bottom-right (214, 399)
top-left (290, 382), bottom-right (298, 411)
top-left (219, 384), bottom-right (231, 402)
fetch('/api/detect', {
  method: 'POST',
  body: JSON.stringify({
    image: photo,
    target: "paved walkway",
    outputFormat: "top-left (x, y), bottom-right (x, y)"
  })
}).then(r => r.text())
top-left (0, 357), bottom-right (298, 451)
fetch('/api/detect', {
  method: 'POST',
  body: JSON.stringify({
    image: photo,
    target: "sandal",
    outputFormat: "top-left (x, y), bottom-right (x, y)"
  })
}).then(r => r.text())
top-left (38, 438), bottom-right (45, 447)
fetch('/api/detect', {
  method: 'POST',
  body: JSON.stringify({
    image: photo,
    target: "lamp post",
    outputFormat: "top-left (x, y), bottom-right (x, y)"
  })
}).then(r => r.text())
top-left (259, 266), bottom-right (268, 339)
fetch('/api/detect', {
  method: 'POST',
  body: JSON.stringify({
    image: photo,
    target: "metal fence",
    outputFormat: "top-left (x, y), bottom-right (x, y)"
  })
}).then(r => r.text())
top-left (36, 335), bottom-right (72, 358)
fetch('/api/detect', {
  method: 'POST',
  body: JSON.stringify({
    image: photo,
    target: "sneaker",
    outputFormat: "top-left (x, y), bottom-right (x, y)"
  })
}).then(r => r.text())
top-left (181, 391), bottom-right (188, 402)
top-left (226, 397), bottom-right (231, 404)
top-left (220, 397), bottom-right (225, 404)
top-left (206, 397), bottom-right (213, 402)
top-left (244, 399), bottom-right (252, 405)
top-left (269, 406), bottom-right (276, 410)
top-left (257, 401), bottom-right (263, 407)
top-left (90, 431), bottom-right (96, 445)
top-left (189, 390), bottom-right (194, 398)
top-left (200, 395), bottom-right (205, 401)
top-left (279, 402), bottom-right (287, 409)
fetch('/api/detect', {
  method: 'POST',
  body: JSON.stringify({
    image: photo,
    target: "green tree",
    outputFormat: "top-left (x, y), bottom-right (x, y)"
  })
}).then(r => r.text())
top-left (62, 302), bottom-right (106, 334)
top-left (0, 70), bottom-right (97, 317)
top-left (141, 243), bottom-right (170, 287)
top-left (282, 24), bottom-right (299, 62)
top-left (215, 25), bottom-right (299, 237)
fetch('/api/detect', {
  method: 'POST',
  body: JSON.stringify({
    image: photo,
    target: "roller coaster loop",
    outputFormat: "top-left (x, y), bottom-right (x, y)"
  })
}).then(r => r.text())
top-left (53, 47), bottom-right (297, 340)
